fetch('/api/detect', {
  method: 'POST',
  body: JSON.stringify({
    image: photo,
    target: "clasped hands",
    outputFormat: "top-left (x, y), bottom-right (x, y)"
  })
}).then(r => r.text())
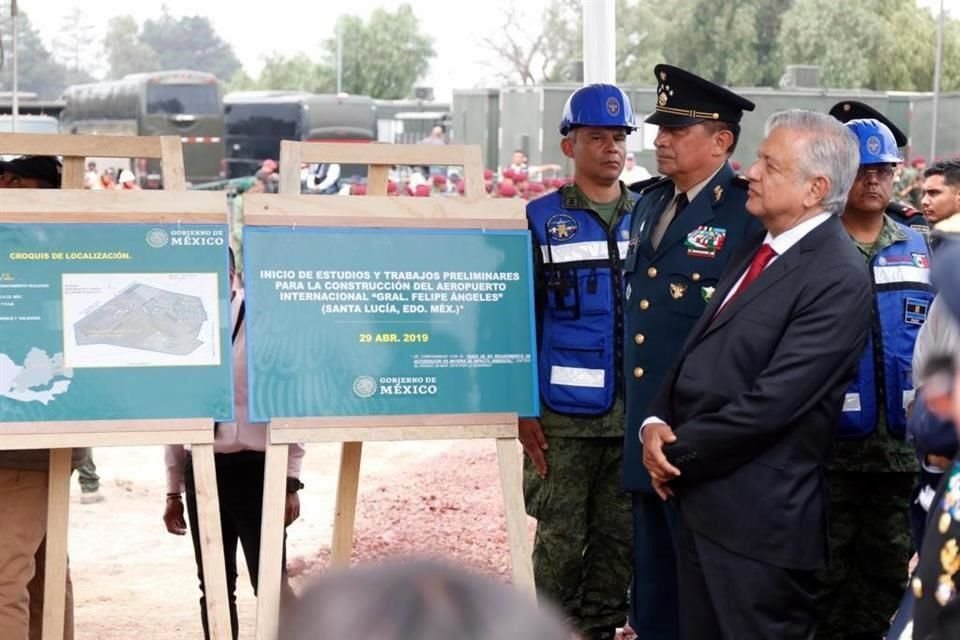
top-left (641, 422), bottom-right (681, 501)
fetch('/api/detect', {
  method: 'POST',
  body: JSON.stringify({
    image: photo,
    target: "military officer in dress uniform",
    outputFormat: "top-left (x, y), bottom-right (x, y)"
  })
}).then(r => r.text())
top-left (621, 65), bottom-right (761, 640)
top-left (829, 100), bottom-right (930, 237)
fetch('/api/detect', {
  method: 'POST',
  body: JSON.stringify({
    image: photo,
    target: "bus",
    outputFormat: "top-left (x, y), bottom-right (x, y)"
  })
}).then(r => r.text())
top-left (223, 92), bottom-right (377, 180)
top-left (60, 70), bottom-right (225, 187)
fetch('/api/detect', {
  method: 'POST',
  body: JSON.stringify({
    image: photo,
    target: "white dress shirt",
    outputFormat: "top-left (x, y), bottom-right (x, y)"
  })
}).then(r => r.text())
top-left (639, 211), bottom-right (834, 440)
top-left (165, 289), bottom-right (306, 494)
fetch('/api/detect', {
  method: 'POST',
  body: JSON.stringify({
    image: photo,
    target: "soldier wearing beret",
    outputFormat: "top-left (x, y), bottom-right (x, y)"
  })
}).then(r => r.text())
top-left (621, 64), bottom-right (760, 639)
top-left (830, 101), bottom-right (930, 237)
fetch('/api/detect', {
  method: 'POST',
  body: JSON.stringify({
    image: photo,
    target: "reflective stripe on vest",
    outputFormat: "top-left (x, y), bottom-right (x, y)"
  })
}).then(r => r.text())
top-left (527, 190), bottom-right (631, 416)
top-left (839, 227), bottom-right (933, 439)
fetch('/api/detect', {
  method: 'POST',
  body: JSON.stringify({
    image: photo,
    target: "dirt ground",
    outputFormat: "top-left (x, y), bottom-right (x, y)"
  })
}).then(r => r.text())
top-left (68, 438), bottom-right (534, 639)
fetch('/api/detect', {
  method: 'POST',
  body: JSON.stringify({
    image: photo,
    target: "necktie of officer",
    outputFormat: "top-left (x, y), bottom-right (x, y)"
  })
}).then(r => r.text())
top-left (651, 192), bottom-right (688, 250)
top-left (716, 243), bottom-right (777, 316)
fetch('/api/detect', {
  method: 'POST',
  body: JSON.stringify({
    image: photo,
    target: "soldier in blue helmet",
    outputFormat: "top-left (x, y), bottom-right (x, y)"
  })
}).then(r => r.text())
top-left (621, 64), bottom-right (761, 640)
top-left (521, 83), bottom-right (637, 640)
top-left (829, 101), bottom-right (930, 236)
top-left (816, 118), bottom-right (935, 640)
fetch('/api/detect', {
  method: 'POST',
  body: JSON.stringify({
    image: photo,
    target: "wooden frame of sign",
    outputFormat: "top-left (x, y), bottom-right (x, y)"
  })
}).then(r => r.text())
top-left (247, 141), bottom-right (534, 640)
top-left (0, 133), bottom-right (233, 640)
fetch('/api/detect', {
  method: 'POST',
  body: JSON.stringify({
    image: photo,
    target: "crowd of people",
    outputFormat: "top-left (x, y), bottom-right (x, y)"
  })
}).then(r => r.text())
top-left (4, 61), bottom-right (960, 640)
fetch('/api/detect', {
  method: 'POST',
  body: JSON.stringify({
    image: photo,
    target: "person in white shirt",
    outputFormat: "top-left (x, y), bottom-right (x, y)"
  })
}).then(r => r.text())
top-left (163, 248), bottom-right (305, 640)
top-left (619, 152), bottom-right (652, 185)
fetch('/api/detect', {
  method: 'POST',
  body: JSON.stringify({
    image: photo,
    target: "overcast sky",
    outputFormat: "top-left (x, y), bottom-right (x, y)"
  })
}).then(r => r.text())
top-left (24, 0), bottom-right (960, 100)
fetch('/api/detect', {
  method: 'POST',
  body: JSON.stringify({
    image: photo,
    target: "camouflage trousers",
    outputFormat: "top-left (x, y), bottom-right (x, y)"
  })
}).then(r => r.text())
top-left (523, 436), bottom-right (633, 633)
top-left (816, 471), bottom-right (915, 639)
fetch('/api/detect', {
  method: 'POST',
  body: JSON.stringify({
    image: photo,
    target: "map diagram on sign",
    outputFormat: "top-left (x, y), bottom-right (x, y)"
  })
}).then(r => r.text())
top-left (63, 273), bottom-right (220, 368)
top-left (0, 348), bottom-right (73, 405)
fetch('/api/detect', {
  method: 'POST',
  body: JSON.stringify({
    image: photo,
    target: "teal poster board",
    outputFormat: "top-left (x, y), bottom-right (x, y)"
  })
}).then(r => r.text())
top-left (0, 223), bottom-right (233, 423)
top-left (243, 227), bottom-right (538, 420)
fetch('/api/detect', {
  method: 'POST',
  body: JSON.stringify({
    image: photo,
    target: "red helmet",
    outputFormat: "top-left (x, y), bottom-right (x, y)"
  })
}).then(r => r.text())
top-left (456, 181), bottom-right (465, 194)
top-left (387, 180), bottom-right (398, 194)
top-left (514, 172), bottom-right (528, 183)
top-left (432, 174), bottom-right (447, 186)
top-left (414, 184), bottom-right (431, 197)
top-left (499, 183), bottom-right (518, 198)
top-left (528, 182), bottom-right (545, 193)
top-left (351, 183), bottom-right (367, 195)
top-left (483, 168), bottom-right (494, 180)
top-left (502, 168), bottom-right (515, 180)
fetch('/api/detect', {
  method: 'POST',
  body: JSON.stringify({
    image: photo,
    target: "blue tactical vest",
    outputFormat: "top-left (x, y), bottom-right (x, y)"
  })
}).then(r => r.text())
top-left (526, 190), bottom-right (632, 416)
top-left (839, 226), bottom-right (933, 439)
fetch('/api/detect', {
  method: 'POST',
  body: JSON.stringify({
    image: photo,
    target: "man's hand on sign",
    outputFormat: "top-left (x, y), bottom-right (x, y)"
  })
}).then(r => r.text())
top-left (285, 492), bottom-right (301, 527)
top-left (518, 417), bottom-right (548, 478)
top-left (163, 496), bottom-right (187, 535)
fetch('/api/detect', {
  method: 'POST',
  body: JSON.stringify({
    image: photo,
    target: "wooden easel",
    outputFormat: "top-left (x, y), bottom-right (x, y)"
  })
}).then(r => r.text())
top-left (245, 142), bottom-right (535, 640)
top-left (0, 133), bottom-right (232, 640)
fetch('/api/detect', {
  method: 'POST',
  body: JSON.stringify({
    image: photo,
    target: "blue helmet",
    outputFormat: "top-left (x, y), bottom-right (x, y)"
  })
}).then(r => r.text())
top-left (559, 84), bottom-right (636, 136)
top-left (844, 118), bottom-right (902, 165)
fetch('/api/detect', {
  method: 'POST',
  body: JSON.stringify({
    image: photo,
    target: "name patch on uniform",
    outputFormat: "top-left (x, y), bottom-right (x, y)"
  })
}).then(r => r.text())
top-left (878, 255), bottom-right (914, 266)
top-left (912, 252), bottom-right (930, 268)
top-left (904, 297), bottom-right (929, 326)
top-left (546, 214), bottom-right (579, 241)
top-left (685, 226), bottom-right (727, 258)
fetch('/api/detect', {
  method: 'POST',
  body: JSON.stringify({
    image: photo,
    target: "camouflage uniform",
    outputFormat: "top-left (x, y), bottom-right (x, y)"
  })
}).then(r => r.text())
top-left (817, 217), bottom-right (920, 639)
top-left (523, 184), bottom-right (633, 636)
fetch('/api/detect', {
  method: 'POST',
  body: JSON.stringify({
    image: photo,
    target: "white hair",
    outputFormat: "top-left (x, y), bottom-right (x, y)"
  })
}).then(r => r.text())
top-left (764, 110), bottom-right (860, 216)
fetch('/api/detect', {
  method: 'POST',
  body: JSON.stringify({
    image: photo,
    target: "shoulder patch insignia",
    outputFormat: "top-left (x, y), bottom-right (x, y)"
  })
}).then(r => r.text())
top-left (546, 213), bottom-right (579, 241)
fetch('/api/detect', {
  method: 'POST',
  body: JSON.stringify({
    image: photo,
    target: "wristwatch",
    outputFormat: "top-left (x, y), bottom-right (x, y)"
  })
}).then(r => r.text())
top-left (286, 477), bottom-right (304, 494)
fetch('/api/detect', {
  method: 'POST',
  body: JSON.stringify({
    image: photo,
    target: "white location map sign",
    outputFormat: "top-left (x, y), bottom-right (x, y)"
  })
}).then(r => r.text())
top-left (61, 272), bottom-right (221, 368)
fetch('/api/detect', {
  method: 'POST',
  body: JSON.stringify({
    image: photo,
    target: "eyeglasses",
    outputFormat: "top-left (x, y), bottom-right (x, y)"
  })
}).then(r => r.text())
top-left (856, 166), bottom-right (895, 180)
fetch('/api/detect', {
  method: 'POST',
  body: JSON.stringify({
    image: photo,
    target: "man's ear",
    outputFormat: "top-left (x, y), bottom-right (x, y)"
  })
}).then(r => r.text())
top-left (560, 135), bottom-right (576, 160)
top-left (714, 129), bottom-right (734, 158)
top-left (803, 176), bottom-right (830, 210)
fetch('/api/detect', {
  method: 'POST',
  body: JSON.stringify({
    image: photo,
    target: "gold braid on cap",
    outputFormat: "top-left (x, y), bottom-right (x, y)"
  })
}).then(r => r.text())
top-left (655, 105), bottom-right (720, 120)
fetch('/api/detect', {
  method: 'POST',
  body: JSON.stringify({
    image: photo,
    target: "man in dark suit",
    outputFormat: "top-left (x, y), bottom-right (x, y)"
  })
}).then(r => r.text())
top-left (622, 64), bottom-right (760, 640)
top-left (641, 110), bottom-right (873, 639)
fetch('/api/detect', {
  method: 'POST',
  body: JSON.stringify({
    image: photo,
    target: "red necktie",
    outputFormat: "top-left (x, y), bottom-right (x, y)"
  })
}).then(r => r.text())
top-left (718, 243), bottom-right (778, 313)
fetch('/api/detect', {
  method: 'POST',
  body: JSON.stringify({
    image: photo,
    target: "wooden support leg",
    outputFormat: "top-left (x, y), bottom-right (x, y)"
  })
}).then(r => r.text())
top-left (330, 441), bottom-right (363, 566)
top-left (191, 444), bottom-right (232, 640)
top-left (254, 440), bottom-right (288, 640)
top-left (41, 448), bottom-right (72, 640)
top-left (495, 437), bottom-right (535, 595)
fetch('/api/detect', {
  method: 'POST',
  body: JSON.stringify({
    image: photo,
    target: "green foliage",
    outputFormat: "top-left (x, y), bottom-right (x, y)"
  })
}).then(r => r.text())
top-left (0, 3), bottom-right (89, 98)
top-left (103, 11), bottom-right (241, 81)
top-left (326, 4), bottom-right (435, 99)
top-left (530, 0), bottom-right (960, 92)
top-left (104, 16), bottom-right (160, 80)
top-left (140, 11), bottom-right (242, 80)
top-left (230, 54), bottom-right (335, 94)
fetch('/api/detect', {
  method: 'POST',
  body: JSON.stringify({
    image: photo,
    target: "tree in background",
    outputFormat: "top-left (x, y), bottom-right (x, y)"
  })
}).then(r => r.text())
top-left (103, 11), bottom-right (241, 81)
top-left (326, 4), bottom-right (434, 99)
top-left (103, 16), bottom-right (160, 79)
top-left (490, 0), bottom-right (960, 92)
top-left (0, 2), bottom-right (84, 98)
top-left (227, 54), bottom-right (335, 94)
top-left (140, 11), bottom-right (242, 81)
top-left (52, 4), bottom-right (98, 86)
top-left (481, 6), bottom-right (550, 85)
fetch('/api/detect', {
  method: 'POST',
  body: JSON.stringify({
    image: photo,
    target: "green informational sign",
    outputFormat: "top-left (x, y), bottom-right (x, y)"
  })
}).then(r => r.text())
top-left (244, 227), bottom-right (538, 420)
top-left (0, 223), bottom-right (233, 423)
